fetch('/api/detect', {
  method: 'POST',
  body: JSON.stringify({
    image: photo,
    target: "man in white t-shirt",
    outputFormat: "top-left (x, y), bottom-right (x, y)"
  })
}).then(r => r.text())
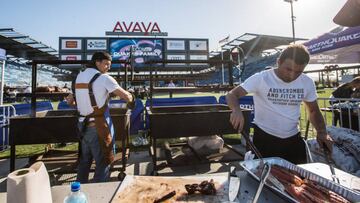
top-left (226, 44), bottom-right (333, 164)
top-left (71, 52), bottom-right (134, 183)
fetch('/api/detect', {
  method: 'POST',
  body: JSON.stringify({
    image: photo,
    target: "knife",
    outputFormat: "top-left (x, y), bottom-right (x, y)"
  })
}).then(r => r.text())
top-left (228, 166), bottom-right (240, 202)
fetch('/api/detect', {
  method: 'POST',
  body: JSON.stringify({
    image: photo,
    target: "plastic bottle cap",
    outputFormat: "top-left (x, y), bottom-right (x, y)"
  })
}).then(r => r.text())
top-left (71, 181), bottom-right (81, 192)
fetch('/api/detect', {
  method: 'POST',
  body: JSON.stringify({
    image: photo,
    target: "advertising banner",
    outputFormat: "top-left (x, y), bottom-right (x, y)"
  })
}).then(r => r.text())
top-left (86, 39), bottom-right (107, 50)
top-left (86, 54), bottom-right (93, 60)
top-left (189, 54), bottom-right (208, 66)
top-left (303, 26), bottom-right (360, 55)
top-left (166, 40), bottom-right (185, 51)
top-left (303, 26), bottom-right (360, 63)
top-left (59, 54), bottom-right (83, 68)
top-left (60, 54), bottom-right (82, 61)
top-left (166, 54), bottom-right (186, 66)
top-left (189, 40), bottom-right (208, 51)
top-left (109, 38), bottom-right (163, 68)
top-left (60, 39), bottom-right (82, 51)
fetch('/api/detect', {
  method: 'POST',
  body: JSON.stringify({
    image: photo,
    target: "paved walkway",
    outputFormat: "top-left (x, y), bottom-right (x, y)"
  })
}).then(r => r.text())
top-left (0, 144), bottom-right (246, 192)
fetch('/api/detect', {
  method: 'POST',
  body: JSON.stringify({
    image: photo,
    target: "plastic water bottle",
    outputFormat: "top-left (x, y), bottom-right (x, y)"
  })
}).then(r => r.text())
top-left (63, 182), bottom-right (88, 203)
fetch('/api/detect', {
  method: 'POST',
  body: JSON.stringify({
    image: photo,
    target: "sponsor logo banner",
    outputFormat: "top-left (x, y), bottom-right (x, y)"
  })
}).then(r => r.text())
top-left (189, 54), bottom-right (208, 66)
top-left (61, 39), bottom-right (82, 50)
top-left (166, 40), bottom-right (185, 50)
top-left (189, 40), bottom-right (208, 51)
top-left (166, 54), bottom-right (186, 66)
top-left (86, 39), bottom-right (107, 50)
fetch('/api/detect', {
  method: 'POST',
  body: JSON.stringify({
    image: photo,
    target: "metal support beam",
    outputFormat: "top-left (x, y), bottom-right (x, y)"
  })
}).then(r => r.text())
top-left (9, 36), bottom-right (29, 39)
top-left (31, 62), bottom-right (37, 116)
top-left (0, 28), bottom-right (14, 32)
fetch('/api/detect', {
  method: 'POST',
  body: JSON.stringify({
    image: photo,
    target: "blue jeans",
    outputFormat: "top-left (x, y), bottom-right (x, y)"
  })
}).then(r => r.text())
top-left (76, 124), bottom-right (110, 183)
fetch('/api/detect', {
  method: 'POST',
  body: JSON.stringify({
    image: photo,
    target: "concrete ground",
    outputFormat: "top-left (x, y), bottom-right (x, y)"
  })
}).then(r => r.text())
top-left (0, 144), bottom-right (246, 192)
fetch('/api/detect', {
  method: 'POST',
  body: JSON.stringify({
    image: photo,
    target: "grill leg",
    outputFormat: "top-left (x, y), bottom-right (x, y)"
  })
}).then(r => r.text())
top-left (151, 136), bottom-right (158, 175)
top-left (10, 144), bottom-right (15, 172)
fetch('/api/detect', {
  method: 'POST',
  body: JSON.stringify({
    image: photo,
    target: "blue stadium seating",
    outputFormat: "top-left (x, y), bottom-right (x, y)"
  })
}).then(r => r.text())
top-left (198, 53), bottom-right (279, 85)
top-left (13, 101), bottom-right (54, 115)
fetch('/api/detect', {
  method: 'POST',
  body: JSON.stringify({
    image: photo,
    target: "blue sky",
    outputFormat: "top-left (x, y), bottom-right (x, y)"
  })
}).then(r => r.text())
top-left (0, 0), bottom-right (346, 51)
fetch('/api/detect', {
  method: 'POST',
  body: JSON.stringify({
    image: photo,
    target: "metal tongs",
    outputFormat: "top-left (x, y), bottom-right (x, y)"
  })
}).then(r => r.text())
top-left (322, 143), bottom-right (340, 184)
top-left (241, 131), bottom-right (286, 194)
top-left (253, 162), bottom-right (271, 203)
top-left (241, 131), bottom-right (263, 161)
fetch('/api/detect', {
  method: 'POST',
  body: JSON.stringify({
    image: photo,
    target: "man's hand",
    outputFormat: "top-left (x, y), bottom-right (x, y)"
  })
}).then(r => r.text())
top-left (230, 109), bottom-right (245, 132)
top-left (65, 94), bottom-right (76, 106)
top-left (126, 93), bottom-right (136, 110)
top-left (317, 132), bottom-right (333, 152)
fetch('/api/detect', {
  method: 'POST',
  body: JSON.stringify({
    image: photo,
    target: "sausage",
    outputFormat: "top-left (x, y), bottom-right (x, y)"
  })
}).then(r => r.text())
top-left (270, 166), bottom-right (303, 186)
top-left (284, 183), bottom-right (314, 203)
top-left (300, 184), bottom-right (330, 202)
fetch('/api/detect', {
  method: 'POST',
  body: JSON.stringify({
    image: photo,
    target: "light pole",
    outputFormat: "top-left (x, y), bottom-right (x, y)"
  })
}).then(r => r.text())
top-left (284, 0), bottom-right (297, 43)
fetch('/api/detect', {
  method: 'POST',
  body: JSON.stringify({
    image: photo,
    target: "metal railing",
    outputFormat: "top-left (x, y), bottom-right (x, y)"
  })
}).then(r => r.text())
top-left (0, 105), bottom-right (16, 151)
top-left (300, 97), bottom-right (360, 138)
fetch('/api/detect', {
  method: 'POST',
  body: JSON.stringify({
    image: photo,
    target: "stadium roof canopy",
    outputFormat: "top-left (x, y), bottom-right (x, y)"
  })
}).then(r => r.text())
top-left (209, 33), bottom-right (307, 60)
top-left (0, 28), bottom-right (58, 61)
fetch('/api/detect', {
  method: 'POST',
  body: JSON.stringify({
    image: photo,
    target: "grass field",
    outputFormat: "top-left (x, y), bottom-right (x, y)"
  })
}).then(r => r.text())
top-left (0, 89), bottom-right (334, 159)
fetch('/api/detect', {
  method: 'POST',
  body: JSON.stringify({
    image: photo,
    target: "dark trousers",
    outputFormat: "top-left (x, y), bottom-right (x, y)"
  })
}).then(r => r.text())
top-left (253, 125), bottom-right (307, 164)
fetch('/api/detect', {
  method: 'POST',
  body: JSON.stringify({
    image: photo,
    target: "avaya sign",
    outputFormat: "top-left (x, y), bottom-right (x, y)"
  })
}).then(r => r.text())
top-left (106, 21), bottom-right (168, 36)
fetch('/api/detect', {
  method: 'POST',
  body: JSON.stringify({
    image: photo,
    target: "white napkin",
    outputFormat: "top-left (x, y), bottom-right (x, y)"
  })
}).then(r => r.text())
top-left (7, 161), bottom-right (52, 203)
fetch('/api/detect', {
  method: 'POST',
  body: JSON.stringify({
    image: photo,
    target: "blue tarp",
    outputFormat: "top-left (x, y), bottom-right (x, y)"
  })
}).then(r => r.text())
top-left (13, 101), bottom-right (53, 115)
top-left (218, 95), bottom-right (255, 126)
top-left (109, 99), bottom-right (144, 135)
top-left (58, 101), bottom-right (76, 110)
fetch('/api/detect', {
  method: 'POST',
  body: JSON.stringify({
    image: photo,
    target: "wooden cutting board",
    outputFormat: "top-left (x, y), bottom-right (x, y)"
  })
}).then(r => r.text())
top-left (111, 174), bottom-right (229, 203)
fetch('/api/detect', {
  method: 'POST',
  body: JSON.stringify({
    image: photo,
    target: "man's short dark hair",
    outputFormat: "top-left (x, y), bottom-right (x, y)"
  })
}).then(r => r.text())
top-left (87, 51), bottom-right (112, 67)
top-left (279, 44), bottom-right (310, 65)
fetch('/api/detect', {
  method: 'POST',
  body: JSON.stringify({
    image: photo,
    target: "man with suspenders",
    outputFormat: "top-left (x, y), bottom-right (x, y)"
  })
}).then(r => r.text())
top-left (71, 52), bottom-right (134, 183)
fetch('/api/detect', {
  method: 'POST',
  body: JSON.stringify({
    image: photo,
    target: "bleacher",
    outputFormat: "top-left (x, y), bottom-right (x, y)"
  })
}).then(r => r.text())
top-left (240, 53), bottom-right (279, 81)
top-left (198, 53), bottom-right (278, 85)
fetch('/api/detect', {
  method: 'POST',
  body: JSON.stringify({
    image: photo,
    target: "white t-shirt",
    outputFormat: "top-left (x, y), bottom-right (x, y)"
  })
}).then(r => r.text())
top-left (75, 68), bottom-right (120, 116)
top-left (168, 82), bottom-right (176, 87)
top-left (241, 69), bottom-right (317, 138)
